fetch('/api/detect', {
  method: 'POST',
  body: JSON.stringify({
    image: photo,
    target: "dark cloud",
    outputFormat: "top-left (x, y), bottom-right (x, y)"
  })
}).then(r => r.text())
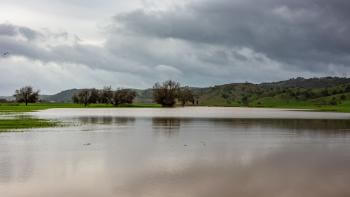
top-left (0, 24), bottom-right (42, 40)
top-left (114, 0), bottom-right (350, 71)
top-left (18, 26), bottom-right (42, 40)
top-left (2, 0), bottom-right (350, 95)
top-left (0, 24), bottom-right (149, 74)
top-left (0, 24), bottom-right (17, 36)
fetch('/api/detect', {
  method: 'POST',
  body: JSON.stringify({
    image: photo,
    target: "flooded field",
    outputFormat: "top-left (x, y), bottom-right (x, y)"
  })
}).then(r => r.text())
top-left (1, 107), bottom-right (350, 197)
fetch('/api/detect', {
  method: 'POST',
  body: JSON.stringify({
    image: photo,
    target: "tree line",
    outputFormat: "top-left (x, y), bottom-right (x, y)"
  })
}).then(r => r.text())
top-left (72, 80), bottom-right (196, 107)
top-left (12, 80), bottom-right (196, 107)
top-left (72, 87), bottom-right (136, 107)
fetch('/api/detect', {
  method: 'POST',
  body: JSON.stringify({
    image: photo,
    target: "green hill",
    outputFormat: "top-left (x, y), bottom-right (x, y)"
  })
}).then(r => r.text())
top-left (40, 89), bottom-right (80, 103)
top-left (261, 77), bottom-right (350, 88)
top-left (6, 77), bottom-right (350, 111)
top-left (192, 77), bottom-right (350, 109)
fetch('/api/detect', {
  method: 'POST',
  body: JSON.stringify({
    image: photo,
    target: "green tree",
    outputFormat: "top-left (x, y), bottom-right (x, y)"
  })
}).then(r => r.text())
top-left (329, 97), bottom-right (337, 105)
top-left (241, 95), bottom-right (249, 106)
top-left (321, 89), bottom-right (330, 97)
top-left (345, 85), bottom-right (350, 92)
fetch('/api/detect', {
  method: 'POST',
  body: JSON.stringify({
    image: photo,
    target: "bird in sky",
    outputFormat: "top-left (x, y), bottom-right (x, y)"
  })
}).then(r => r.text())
top-left (2, 52), bottom-right (9, 57)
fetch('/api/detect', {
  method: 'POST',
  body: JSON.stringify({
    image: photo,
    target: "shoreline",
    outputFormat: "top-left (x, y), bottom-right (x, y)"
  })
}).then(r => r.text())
top-left (1, 103), bottom-right (350, 132)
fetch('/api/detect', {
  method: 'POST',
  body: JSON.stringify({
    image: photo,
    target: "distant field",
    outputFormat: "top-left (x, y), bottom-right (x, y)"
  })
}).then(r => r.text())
top-left (1, 101), bottom-right (349, 113)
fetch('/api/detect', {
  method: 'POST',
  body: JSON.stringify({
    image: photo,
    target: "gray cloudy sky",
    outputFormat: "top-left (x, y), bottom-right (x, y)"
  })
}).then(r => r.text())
top-left (1, 0), bottom-right (350, 95)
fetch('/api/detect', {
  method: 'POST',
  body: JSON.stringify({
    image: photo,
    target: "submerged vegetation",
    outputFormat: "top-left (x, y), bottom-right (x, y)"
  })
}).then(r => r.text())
top-left (0, 103), bottom-right (59, 131)
top-left (0, 103), bottom-right (161, 113)
top-left (0, 117), bottom-right (58, 131)
top-left (0, 102), bottom-right (160, 131)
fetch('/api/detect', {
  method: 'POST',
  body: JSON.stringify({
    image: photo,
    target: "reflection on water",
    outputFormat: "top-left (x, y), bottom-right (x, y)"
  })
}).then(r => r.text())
top-left (152, 118), bottom-right (181, 137)
top-left (1, 108), bottom-right (350, 196)
top-left (75, 116), bottom-right (136, 126)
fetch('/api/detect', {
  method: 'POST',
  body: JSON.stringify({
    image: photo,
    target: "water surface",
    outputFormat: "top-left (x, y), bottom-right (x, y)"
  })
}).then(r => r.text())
top-left (1, 107), bottom-right (350, 197)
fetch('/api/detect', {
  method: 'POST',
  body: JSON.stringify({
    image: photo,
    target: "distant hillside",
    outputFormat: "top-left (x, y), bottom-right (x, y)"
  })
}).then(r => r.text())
top-left (41, 89), bottom-right (80, 103)
top-left (0, 96), bottom-right (15, 101)
top-left (3, 77), bottom-right (350, 107)
top-left (193, 77), bottom-right (350, 107)
top-left (261, 77), bottom-right (350, 88)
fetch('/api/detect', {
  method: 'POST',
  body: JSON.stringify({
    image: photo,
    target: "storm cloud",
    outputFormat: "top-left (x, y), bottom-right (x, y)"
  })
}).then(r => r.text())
top-left (1, 0), bottom-right (350, 94)
top-left (115, 0), bottom-right (350, 70)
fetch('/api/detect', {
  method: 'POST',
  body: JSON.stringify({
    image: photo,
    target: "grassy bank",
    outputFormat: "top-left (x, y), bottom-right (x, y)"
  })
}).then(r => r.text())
top-left (312, 101), bottom-right (350, 113)
top-left (214, 101), bottom-right (348, 112)
top-left (247, 98), bottom-right (350, 112)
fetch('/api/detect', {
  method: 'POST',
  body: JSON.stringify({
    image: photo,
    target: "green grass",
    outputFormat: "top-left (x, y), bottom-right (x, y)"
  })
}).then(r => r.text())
top-left (116, 103), bottom-right (162, 108)
top-left (248, 97), bottom-right (350, 112)
top-left (0, 117), bottom-right (59, 132)
top-left (315, 101), bottom-right (350, 113)
top-left (0, 102), bottom-right (161, 113)
top-left (0, 103), bottom-right (112, 113)
top-left (250, 97), bottom-right (313, 108)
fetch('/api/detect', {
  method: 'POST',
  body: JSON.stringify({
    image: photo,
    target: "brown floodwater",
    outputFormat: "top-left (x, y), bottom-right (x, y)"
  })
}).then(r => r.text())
top-left (1, 107), bottom-right (350, 197)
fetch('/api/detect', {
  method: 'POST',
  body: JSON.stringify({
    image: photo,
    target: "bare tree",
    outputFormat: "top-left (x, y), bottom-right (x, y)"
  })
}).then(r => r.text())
top-left (153, 80), bottom-right (180, 107)
top-left (14, 86), bottom-right (40, 106)
top-left (88, 88), bottom-right (100, 104)
top-left (99, 86), bottom-right (113, 104)
top-left (193, 94), bottom-right (200, 105)
top-left (72, 88), bottom-right (136, 107)
top-left (72, 93), bottom-right (80, 104)
top-left (72, 89), bottom-right (91, 107)
top-left (112, 89), bottom-right (136, 106)
top-left (178, 87), bottom-right (194, 106)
